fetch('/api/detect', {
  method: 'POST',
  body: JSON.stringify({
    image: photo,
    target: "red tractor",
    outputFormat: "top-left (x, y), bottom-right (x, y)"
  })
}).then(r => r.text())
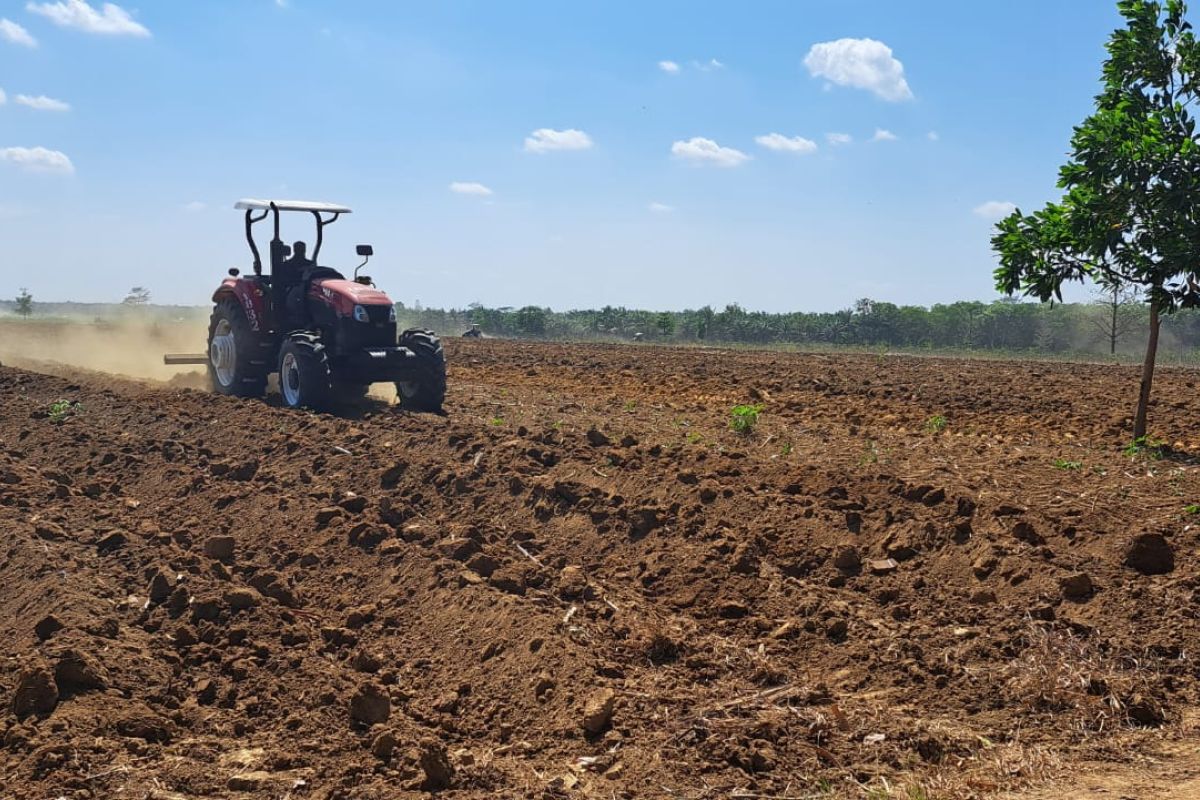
top-left (166, 199), bottom-right (445, 412)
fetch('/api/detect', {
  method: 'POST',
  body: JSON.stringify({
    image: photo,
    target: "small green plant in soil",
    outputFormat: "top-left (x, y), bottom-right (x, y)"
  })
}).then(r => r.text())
top-left (1053, 458), bottom-right (1083, 470)
top-left (1123, 435), bottom-right (1164, 460)
top-left (48, 400), bottom-right (78, 423)
top-left (924, 414), bottom-right (947, 433)
top-left (729, 404), bottom-right (763, 434)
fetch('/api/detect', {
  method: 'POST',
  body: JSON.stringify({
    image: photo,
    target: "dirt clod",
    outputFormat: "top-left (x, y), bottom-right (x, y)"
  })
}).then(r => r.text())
top-left (371, 729), bottom-right (397, 760)
top-left (350, 683), bottom-right (391, 726)
top-left (10, 663), bottom-right (58, 718)
top-left (147, 570), bottom-right (173, 603)
top-left (582, 687), bottom-right (616, 734)
top-left (1124, 532), bottom-right (1174, 575)
top-left (833, 545), bottom-right (861, 571)
top-left (586, 428), bottom-right (611, 447)
top-left (203, 535), bottom-right (236, 561)
top-left (1059, 572), bottom-right (1095, 600)
top-left (96, 530), bottom-right (127, 553)
top-left (418, 740), bottom-right (455, 790)
top-left (53, 649), bottom-right (108, 694)
top-left (224, 587), bottom-right (262, 611)
top-left (33, 615), bottom-right (64, 641)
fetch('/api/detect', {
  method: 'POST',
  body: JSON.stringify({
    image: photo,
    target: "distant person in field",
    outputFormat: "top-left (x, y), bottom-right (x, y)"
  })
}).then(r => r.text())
top-left (463, 324), bottom-right (482, 338)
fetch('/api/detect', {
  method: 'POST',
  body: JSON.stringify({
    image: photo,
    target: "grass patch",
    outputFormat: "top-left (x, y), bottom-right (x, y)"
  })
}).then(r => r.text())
top-left (1123, 435), bottom-right (1165, 460)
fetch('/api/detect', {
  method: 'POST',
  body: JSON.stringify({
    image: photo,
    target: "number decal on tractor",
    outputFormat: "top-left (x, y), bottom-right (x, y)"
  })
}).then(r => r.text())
top-left (241, 292), bottom-right (260, 331)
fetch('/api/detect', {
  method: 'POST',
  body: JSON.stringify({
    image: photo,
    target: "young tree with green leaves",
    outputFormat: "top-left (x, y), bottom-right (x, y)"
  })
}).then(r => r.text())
top-left (993, 0), bottom-right (1200, 439)
top-left (13, 288), bottom-right (32, 317)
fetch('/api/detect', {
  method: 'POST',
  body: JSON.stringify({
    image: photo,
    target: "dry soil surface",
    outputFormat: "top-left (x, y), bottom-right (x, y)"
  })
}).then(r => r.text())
top-left (2, 339), bottom-right (1199, 799)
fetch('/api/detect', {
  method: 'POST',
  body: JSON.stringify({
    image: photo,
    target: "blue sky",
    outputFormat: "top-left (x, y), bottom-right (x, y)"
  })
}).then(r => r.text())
top-left (0, 0), bottom-right (1123, 311)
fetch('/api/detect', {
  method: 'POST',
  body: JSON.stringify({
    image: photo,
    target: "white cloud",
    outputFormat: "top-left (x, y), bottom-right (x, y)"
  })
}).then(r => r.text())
top-left (0, 146), bottom-right (74, 174)
top-left (872, 128), bottom-right (897, 142)
top-left (826, 132), bottom-right (852, 146)
top-left (26, 0), bottom-right (150, 37)
top-left (927, 130), bottom-right (939, 141)
top-left (658, 60), bottom-right (680, 74)
top-left (0, 18), bottom-right (37, 47)
top-left (973, 200), bottom-right (1017, 221)
top-left (15, 94), bottom-right (70, 111)
top-left (671, 137), bottom-right (749, 167)
top-left (0, 88), bottom-right (6, 105)
top-left (648, 202), bottom-right (674, 213)
top-left (449, 181), bottom-right (493, 197)
top-left (804, 37), bottom-right (912, 102)
top-left (523, 128), bottom-right (593, 153)
top-left (183, 201), bottom-right (206, 212)
top-left (755, 133), bottom-right (818, 154)
top-left (692, 58), bottom-right (725, 71)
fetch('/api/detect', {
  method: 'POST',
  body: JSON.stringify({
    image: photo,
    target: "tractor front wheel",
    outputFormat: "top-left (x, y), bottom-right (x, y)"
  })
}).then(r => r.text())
top-left (396, 329), bottom-right (446, 413)
top-left (208, 297), bottom-right (269, 397)
top-left (278, 335), bottom-right (333, 411)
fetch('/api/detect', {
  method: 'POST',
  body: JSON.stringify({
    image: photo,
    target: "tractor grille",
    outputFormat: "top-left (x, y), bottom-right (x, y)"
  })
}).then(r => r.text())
top-left (364, 304), bottom-right (392, 324)
top-left (337, 313), bottom-right (396, 353)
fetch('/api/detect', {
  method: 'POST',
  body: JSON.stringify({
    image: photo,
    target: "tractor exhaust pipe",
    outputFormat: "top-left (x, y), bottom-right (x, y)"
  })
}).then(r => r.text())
top-left (164, 354), bottom-right (209, 365)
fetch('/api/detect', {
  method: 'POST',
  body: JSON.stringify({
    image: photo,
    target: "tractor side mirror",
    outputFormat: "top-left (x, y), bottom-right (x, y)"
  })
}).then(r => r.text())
top-left (354, 245), bottom-right (373, 280)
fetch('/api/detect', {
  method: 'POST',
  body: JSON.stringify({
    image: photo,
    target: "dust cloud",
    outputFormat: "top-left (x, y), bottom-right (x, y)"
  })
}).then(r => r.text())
top-left (0, 316), bottom-right (210, 385)
top-left (0, 316), bottom-right (404, 402)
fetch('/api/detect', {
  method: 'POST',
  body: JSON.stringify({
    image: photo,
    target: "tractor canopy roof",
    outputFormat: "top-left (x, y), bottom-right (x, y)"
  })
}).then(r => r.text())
top-left (234, 198), bottom-right (353, 214)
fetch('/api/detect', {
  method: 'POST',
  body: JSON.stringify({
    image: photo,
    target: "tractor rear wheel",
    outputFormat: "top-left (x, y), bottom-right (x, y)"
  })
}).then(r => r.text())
top-left (278, 334), bottom-right (333, 411)
top-left (207, 297), bottom-right (269, 397)
top-left (396, 329), bottom-right (446, 412)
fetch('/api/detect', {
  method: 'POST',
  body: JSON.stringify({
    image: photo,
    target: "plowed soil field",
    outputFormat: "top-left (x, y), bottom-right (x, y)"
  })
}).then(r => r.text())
top-left (2, 339), bottom-right (1200, 799)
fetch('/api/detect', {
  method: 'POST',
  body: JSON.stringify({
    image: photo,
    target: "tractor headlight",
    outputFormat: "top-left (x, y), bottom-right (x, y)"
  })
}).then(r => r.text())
top-left (353, 304), bottom-right (369, 323)
top-left (388, 305), bottom-right (397, 323)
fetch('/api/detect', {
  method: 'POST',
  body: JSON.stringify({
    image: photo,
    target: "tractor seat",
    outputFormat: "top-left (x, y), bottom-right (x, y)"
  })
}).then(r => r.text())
top-left (305, 265), bottom-right (345, 281)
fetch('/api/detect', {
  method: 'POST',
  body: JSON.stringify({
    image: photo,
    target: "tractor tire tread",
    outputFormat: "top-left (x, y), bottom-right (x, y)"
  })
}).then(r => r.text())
top-left (279, 333), bottom-right (333, 411)
top-left (208, 297), bottom-right (268, 398)
top-left (396, 328), bottom-right (447, 413)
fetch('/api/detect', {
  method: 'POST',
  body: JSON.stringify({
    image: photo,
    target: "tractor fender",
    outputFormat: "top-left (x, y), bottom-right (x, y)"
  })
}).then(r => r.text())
top-left (213, 277), bottom-right (268, 333)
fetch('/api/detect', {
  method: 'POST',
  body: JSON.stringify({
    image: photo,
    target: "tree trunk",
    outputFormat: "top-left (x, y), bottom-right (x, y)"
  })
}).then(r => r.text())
top-left (1110, 290), bottom-right (1118, 355)
top-left (1133, 303), bottom-right (1161, 440)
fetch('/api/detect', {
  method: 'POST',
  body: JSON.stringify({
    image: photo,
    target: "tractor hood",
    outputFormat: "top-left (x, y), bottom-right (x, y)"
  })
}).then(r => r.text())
top-left (312, 278), bottom-right (395, 317)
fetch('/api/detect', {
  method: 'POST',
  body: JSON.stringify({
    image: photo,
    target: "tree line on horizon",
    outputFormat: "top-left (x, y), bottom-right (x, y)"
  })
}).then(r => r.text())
top-left (392, 293), bottom-right (1200, 360)
top-left (7, 288), bottom-right (1196, 361)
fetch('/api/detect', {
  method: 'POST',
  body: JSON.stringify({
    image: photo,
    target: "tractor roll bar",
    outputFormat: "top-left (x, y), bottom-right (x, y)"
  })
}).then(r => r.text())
top-left (240, 200), bottom-right (346, 276)
top-left (312, 210), bottom-right (341, 262)
top-left (245, 208), bottom-right (269, 274)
